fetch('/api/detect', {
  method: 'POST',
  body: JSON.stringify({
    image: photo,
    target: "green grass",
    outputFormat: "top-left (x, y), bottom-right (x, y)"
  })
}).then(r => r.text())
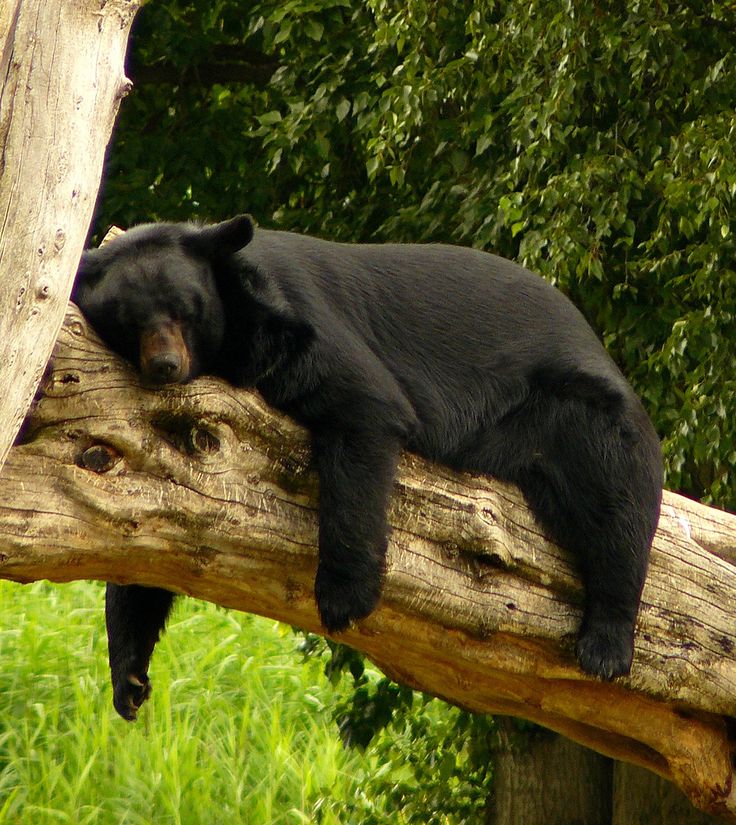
top-left (0, 580), bottom-right (365, 824)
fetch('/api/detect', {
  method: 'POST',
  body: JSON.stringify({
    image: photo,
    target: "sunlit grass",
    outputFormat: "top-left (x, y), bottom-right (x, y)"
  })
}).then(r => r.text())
top-left (0, 580), bottom-right (363, 824)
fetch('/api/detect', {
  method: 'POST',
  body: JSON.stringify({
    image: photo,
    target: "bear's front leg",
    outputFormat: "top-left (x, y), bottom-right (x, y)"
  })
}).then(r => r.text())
top-left (105, 584), bottom-right (175, 720)
top-left (312, 429), bottom-right (403, 633)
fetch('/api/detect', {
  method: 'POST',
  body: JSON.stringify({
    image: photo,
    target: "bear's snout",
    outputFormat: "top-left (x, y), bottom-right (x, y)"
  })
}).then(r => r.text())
top-left (140, 321), bottom-right (191, 385)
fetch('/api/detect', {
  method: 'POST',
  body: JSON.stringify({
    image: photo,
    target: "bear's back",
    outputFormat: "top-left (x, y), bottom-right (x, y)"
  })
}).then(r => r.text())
top-left (239, 229), bottom-right (624, 388)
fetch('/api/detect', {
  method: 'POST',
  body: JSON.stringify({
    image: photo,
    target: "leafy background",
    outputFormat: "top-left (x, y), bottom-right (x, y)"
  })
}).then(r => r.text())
top-left (5, 2), bottom-right (731, 822)
top-left (99, 0), bottom-right (736, 508)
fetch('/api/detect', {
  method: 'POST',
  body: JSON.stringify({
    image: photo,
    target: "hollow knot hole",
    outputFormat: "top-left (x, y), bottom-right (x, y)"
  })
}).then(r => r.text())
top-left (150, 412), bottom-right (221, 457)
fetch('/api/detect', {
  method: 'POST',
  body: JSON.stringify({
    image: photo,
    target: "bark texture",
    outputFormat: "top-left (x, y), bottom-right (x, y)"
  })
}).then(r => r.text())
top-left (486, 720), bottom-right (613, 825)
top-left (0, 0), bottom-right (141, 469)
top-left (613, 761), bottom-right (724, 825)
top-left (1, 306), bottom-right (735, 820)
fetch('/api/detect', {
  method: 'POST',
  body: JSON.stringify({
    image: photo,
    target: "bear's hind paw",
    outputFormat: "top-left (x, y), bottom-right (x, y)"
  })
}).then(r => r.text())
top-left (575, 621), bottom-right (635, 681)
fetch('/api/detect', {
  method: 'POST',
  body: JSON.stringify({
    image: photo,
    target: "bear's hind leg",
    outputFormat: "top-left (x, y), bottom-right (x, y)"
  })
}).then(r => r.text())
top-left (518, 398), bottom-right (662, 679)
top-left (473, 392), bottom-right (662, 680)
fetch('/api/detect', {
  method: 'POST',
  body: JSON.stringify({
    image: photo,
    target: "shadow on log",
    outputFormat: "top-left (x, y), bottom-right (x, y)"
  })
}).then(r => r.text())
top-left (1, 305), bottom-right (735, 819)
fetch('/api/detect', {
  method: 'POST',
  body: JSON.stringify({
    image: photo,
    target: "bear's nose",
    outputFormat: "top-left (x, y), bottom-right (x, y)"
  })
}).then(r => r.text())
top-left (140, 320), bottom-right (191, 385)
top-left (147, 354), bottom-right (182, 384)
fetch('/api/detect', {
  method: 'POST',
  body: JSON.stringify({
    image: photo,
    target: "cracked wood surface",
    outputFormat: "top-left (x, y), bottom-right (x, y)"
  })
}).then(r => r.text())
top-left (1, 306), bottom-right (735, 820)
top-left (0, 0), bottom-right (141, 468)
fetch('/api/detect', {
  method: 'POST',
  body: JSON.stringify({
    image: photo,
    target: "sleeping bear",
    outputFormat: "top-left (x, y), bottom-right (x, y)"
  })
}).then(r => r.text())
top-left (73, 215), bottom-right (663, 720)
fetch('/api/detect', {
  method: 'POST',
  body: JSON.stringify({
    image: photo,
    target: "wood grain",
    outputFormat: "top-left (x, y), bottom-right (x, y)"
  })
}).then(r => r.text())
top-left (0, 0), bottom-right (140, 467)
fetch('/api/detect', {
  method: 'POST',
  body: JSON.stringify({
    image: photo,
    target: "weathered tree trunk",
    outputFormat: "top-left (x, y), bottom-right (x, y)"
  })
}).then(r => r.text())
top-left (613, 761), bottom-right (723, 825)
top-left (0, 0), bottom-right (140, 470)
top-left (486, 722), bottom-right (722, 825)
top-left (1, 305), bottom-right (735, 820)
top-left (486, 720), bottom-right (613, 825)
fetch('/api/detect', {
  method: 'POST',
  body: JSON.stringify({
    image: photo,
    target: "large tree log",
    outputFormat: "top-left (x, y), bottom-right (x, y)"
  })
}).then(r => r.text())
top-left (1, 305), bottom-right (735, 820)
top-left (0, 0), bottom-right (141, 470)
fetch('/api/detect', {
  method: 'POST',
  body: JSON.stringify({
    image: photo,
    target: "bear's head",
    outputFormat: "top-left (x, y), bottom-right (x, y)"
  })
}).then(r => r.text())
top-left (73, 216), bottom-right (254, 385)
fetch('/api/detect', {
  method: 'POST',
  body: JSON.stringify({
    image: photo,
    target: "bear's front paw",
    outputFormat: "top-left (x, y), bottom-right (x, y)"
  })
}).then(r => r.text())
top-left (112, 671), bottom-right (152, 721)
top-left (576, 620), bottom-right (635, 681)
top-left (315, 564), bottom-right (382, 634)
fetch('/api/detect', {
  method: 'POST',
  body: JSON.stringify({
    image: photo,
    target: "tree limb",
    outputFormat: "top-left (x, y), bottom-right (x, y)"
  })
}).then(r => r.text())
top-left (2, 305), bottom-right (735, 820)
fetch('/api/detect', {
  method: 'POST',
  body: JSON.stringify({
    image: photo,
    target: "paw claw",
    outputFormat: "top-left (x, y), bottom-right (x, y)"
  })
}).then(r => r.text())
top-left (113, 671), bottom-right (151, 721)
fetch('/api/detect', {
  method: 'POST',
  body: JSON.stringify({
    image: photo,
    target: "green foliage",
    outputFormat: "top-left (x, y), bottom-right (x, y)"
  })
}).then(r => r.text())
top-left (0, 583), bottom-right (492, 824)
top-left (0, 581), bottom-right (366, 824)
top-left (298, 636), bottom-right (493, 824)
top-left (100, 0), bottom-right (736, 507)
top-left (332, 703), bottom-right (493, 825)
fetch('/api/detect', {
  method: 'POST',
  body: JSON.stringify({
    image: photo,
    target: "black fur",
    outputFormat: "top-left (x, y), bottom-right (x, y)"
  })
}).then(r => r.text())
top-left (73, 216), bottom-right (663, 720)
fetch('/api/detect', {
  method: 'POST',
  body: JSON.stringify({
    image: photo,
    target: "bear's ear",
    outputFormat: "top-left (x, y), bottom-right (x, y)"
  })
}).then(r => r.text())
top-left (76, 249), bottom-right (102, 278)
top-left (184, 215), bottom-right (254, 260)
top-left (71, 249), bottom-right (103, 300)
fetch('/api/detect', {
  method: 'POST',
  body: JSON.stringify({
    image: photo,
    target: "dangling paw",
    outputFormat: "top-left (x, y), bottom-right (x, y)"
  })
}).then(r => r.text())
top-left (112, 671), bottom-right (152, 721)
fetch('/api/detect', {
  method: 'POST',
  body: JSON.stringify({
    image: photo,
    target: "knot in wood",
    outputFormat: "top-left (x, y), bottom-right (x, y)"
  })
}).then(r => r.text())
top-left (150, 412), bottom-right (220, 457)
top-left (44, 369), bottom-right (81, 397)
top-left (80, 444), bottom-right (121, 474)
top-left (191, 426), bottom-right (220, 454)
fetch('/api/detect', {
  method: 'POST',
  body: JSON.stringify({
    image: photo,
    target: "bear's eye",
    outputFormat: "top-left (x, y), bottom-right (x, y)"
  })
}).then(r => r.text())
top-left (166, 300), bottom-right (188, 323)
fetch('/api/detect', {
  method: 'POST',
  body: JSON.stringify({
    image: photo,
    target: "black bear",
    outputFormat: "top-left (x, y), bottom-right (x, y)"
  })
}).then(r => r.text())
top-left (73, 216), bottom-right (663, 720)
